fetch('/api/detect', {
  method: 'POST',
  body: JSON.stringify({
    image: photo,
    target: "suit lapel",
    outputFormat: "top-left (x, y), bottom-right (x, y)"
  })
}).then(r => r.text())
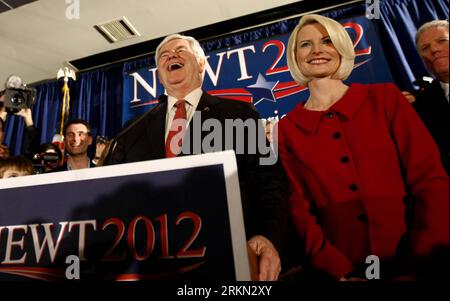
top-left (180, 92), bottom-right (221, 156)
top-left (432, 80), bottom-right (449, 108)
top-left (195, 92), bottom-right (221, 121)
top-left (145, 99), bottom-right (167, 159)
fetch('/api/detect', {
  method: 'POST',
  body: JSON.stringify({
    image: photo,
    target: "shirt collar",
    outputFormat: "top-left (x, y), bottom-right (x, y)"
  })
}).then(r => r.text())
top-left (67, 158), bottom-right (91, 170)
top-left (286, 83), bottom-right (368, 135)
top-left (439, 81), bottom-right (449, 101)
top-left (167, 87), bottom-right (203, 110)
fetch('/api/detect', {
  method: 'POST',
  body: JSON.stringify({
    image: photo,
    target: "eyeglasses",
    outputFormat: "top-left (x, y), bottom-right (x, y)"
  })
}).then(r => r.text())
top-left (65, 131), bottom-right (90, 139)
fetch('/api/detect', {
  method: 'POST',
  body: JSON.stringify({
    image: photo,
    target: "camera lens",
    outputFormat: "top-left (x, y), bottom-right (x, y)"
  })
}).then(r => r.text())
top-left (11, 92), bottom-right (25, 105)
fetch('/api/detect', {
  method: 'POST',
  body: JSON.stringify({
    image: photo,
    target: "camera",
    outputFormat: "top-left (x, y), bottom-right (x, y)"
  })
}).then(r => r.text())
top-left (31, 147), bottom-right (62, 174)
top-left (96, 135), bottom-right (109, 144)
top-left (32, 152), bottom-right (60, 164)
top-left (2, 87), bottom-right (36, 113)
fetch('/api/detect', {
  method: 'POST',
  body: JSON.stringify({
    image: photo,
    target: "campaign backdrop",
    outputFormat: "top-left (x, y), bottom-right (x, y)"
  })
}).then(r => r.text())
top-left (0, 151), bottom-right (249, 281)
top-left (122, 14), bottom-right (393, 125)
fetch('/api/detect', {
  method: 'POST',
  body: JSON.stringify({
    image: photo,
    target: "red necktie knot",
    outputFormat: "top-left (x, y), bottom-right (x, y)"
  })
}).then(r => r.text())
top-left (165, 100), bottom-right (187, 158)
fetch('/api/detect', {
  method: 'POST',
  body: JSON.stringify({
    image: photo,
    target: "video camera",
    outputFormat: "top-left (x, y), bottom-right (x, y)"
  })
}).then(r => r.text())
top-left (31, 151), bottom-right (61, 174)
top-left (0, 75), bottom-right (36, 114)
top-left (30, 143), bottom-right (63, 174)
top-left (3, 87), bottom-right (36, 113)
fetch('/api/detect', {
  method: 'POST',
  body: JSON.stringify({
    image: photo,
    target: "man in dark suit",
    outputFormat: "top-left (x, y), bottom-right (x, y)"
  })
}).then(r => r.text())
top-left (413, 20), bottom-right (449, 174)
top-left (108, 34), bottom-right (288, 280)
top-left (0, 112), bottom-right (8, 159)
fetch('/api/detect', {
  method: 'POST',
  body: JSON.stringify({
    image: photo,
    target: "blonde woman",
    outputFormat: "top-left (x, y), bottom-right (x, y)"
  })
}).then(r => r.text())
top-left (278, 14), bottom-right (448, 280)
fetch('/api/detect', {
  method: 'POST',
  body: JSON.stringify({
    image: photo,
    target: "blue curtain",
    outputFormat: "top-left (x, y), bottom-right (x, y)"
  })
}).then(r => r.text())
top-left (377, 0), bottom-right (449, 90)
top-left (3, 81), bottom-right (63, 155)
top-left (4, 0), bottom-right (448, 155)
top-left (32, 82), bottom-right (64, 145)
top-left (70, 65), bottom-right (123, 139)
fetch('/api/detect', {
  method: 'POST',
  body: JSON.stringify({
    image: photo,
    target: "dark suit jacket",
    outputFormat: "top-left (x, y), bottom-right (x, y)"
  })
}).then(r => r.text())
top-left (413, 79), bottom-right (449, 174)
top-left (108, 92), bottom-right (288, 253)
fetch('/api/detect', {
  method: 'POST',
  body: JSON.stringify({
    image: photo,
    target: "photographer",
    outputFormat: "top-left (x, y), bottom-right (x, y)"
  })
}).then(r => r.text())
top-left (0, 75), bottom-right (39, 159)
top-left (31, 143), bottom-right (63, 174)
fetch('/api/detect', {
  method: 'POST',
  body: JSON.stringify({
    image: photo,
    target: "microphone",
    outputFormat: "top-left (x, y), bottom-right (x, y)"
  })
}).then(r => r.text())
top-left (5, 74), bottom-right (23, 89)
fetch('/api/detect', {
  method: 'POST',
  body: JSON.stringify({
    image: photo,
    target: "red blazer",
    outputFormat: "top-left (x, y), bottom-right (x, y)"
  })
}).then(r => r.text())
top-left (278, 83), bottom-right (449, 279)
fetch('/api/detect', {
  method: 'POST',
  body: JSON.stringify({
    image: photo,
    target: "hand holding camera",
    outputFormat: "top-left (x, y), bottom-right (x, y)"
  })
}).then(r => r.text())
top-left (13, 108), bottom-right (34, 127)
top-left (0, 75), bottom-right (36, 129)
top-left (93, 135), bottom-right (109, 165)
top-left (1, 75), bottom-right (36, 114)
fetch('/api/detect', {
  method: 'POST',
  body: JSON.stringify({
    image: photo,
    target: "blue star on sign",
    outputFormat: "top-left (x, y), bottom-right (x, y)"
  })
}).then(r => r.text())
top-left (247, 73), bottom-right (279, 106)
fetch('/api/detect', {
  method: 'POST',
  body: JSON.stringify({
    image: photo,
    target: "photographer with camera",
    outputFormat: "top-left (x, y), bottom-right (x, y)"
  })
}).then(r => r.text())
top-left (0, 75), bottom-right (38, 159)
top-left (1, 75), bottom-right (36, 114)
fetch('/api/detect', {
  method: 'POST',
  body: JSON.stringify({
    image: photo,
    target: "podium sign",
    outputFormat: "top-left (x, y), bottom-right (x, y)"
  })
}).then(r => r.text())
top-left (0, 151), bottom-right (250, 280)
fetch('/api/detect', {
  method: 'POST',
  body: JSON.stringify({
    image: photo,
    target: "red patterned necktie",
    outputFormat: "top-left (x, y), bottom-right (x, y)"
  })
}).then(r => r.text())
top-left (165, 99), bottom-right (187, 158)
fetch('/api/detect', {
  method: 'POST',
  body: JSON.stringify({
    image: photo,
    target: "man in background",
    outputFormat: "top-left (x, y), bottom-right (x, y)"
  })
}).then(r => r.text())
top-left (413, 20), bottom-right (449, 174)
top-left (54, 119), bottom-right (93, 171)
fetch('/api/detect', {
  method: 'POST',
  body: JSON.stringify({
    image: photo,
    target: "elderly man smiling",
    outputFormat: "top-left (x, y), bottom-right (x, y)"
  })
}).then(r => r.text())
top-left (109, 34), bottom-right (288, 281)
top-left (413, 20), bottom-right (449, 174)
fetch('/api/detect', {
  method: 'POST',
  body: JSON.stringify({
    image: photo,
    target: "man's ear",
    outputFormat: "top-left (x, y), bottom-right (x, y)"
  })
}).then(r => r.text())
top-left (198, 58), bottom-right (206, 74)
top-left (157, 68), bottom-right (166, 86)
top-left (88, 135), bottom-right (93, 146)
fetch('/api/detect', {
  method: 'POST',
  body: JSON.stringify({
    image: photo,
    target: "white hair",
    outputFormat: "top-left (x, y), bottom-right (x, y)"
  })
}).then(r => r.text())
top-left (415, 19), bottom-right (449, 54)
top-left (155, 34), bottom-right (206, 67)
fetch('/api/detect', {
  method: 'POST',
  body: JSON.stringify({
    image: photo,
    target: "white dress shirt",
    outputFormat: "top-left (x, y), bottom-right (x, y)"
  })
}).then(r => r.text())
top-left (439, 81), bottom-right (449, 102)
top-left (164, 87), bottom-right (203, 141)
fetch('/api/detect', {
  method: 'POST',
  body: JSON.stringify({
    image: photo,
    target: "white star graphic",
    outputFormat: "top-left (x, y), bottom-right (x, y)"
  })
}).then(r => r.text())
top-left (246, 73), bottom-right (279, 105)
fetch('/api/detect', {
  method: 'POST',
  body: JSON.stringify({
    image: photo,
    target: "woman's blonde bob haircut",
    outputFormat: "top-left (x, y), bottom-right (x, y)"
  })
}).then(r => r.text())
top-left (287, 14), bottom-right (356, 86)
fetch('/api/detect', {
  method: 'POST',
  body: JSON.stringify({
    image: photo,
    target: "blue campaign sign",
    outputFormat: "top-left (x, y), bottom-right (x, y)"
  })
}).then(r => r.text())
top-left (122, 15), bottom-right (393, 124)
top-left (0, 151), bottom-right (250, 281)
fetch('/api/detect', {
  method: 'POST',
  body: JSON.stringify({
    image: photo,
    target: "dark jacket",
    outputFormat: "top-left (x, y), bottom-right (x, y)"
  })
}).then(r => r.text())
top-left (107, 92), bottom-right (288, 253)
top-left (413, 79), bottom-right (449, 174)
